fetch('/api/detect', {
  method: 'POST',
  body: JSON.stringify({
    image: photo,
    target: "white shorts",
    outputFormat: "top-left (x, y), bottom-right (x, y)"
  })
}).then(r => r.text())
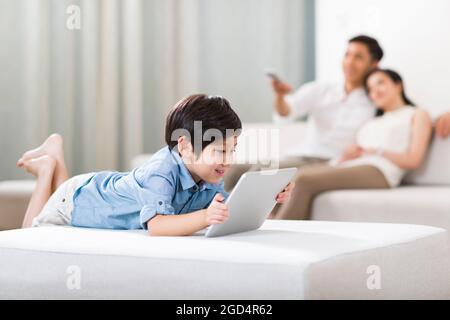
top-left (32, 173), bottom-right (94, 227)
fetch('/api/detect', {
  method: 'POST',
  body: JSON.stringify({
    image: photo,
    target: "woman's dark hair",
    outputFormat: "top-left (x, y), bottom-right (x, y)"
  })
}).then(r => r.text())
top-left (349, 35), bottom-right (384, 62)
top-left (165, 94), bottom-right (242, 153)
top-left (364, 69), bottom-right (415, 117)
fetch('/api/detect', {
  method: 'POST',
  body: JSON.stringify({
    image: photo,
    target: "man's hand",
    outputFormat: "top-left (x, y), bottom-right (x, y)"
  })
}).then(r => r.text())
top-left (338, 144), bottom-right (364, 163)
top-left (204, 194), bottom-right (229, 225)
top-left (275, 182), bottom-right (295, 204)
top-left (271, 79), bottom-right (292, 96)
top-left (271, 80), bottom-right (293, 117)
top-left (435, 112), bottom-right (450, 139)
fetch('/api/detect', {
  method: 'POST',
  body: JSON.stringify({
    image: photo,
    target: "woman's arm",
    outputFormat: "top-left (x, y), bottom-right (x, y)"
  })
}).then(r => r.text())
top-left (147, 194), bottom-right (229, 236)
top-left (369, 109), bottom-right (432, 170)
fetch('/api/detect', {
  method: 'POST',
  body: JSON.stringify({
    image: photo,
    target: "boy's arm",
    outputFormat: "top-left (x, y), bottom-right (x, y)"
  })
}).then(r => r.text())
top-left (147, 193), bottom-right (229, 236)
top-left (147, 210), bottom-right (208, 237)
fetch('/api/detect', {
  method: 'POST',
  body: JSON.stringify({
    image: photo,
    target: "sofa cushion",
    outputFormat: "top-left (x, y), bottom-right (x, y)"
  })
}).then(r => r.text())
top-left (404, 136), bottom-right (450, 185)
top-left (0, 220), bottom-right (449, 299)
top-left (312, 186), bottom-right (450, 230)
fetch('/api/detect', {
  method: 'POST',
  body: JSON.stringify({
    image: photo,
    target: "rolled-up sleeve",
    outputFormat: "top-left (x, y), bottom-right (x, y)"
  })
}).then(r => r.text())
top-left (140, 199), bottom-right (175, 230)
top-left (132, 169), bottom-right (176, 229)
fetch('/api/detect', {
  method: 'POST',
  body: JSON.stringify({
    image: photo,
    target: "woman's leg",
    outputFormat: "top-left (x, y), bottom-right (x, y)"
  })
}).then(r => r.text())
top-left (21, 155), bottom-right (57, 228)
top-left (272, 165), bottom-right (390, 220)
top-left (17, 133), bottom-right (69, 193)
top-left (224, 157), bottom-right (328, 192)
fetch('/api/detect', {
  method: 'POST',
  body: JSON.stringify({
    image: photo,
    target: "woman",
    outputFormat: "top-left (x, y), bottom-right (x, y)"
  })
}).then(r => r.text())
top-left (272, 69), bottom-right (432, 220)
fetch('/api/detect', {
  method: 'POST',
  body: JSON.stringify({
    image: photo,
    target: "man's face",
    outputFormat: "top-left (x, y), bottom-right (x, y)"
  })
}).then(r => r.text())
top-left (342, 42), bottom-right (378, 84)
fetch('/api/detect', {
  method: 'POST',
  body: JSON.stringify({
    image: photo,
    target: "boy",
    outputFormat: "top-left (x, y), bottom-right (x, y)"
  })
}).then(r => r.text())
top-left (18, 94), bottom-right (292, 236)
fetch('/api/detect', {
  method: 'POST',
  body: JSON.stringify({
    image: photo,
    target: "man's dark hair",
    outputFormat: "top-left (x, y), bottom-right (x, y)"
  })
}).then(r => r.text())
top-left (349, 35), bottom-right (384, 61)
top-left (165, 94), bottom-right (242, 153)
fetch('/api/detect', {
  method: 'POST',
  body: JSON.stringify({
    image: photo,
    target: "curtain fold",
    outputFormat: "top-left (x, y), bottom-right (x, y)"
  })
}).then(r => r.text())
top-left (0, 0), bottom-right (314, 180)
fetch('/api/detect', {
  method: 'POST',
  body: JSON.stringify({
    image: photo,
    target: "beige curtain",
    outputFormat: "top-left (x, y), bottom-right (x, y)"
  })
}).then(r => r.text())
top-left (0, 0), bottom-right (314, 180)
top-left (17, 0), bottom-right (144, 176)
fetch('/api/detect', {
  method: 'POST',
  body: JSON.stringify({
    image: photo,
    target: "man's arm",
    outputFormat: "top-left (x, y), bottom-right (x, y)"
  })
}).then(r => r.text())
top-left (271, 80), bottom-right (319, 122)
top-left (272, 80), bottom-right (293, 117)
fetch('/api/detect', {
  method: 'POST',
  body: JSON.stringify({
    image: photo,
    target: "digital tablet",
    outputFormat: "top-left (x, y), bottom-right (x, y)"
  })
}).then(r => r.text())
top-left (205, 167), bottom-right (297, 237)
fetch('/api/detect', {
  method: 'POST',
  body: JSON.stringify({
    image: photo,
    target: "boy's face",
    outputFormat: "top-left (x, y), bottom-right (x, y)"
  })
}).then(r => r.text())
top-left (180, 136), bottom-right (237, 185)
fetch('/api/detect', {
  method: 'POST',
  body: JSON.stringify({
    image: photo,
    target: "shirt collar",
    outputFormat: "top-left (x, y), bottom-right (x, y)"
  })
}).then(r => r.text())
top-left (169, 147), bottom-right (221, 192)
top-left (339, 84), bottom-right (366, 102)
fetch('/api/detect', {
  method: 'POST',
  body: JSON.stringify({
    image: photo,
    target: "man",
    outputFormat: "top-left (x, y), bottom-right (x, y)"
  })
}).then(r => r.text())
top-left (224, 35), bottom-right (384, 191)
top-left (435, 112), bottom-right (450, 138)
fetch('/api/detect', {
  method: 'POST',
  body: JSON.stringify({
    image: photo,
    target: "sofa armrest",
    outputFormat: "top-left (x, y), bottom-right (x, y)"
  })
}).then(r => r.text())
top-left (0, 180), bottom-right (35, 230)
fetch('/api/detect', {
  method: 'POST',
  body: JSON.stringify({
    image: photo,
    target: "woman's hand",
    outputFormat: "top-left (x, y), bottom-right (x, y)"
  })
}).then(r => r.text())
top-left (275, 182), bottom-right (295, 204)
top-left (338, 144), bottom-right (364, 163)
top-left (204, 193), bottom-right (229, 225)
top-left (435, 112), bottom-right (450, 139)
top-left (363, 147), bottom-right (382, 156)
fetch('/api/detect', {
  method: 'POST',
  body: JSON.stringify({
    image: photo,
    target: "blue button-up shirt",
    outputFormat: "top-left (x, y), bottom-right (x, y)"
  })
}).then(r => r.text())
top-left (71, 147), bottom-right (229, 230)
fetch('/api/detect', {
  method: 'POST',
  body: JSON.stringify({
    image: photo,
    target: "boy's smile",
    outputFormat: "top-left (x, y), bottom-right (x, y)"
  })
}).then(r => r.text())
top-left (179, 135), bottom-right (238, 185)
top-left (214, 167), bottom-right (226, 178)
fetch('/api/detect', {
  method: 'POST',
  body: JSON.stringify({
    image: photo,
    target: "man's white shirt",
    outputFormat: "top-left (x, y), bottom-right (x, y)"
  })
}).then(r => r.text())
top-left (273, 82), bottom-right (376, 159)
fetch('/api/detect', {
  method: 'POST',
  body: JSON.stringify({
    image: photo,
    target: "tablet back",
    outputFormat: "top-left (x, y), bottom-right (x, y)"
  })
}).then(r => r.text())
top-left (205, 167), bottom-right (297, 237)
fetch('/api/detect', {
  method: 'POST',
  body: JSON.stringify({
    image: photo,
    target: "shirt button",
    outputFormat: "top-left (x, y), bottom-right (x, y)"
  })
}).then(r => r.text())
top-left (158, 201), bottom-right (163, 205)
top-left (193, 185), bottom-right (198, 191)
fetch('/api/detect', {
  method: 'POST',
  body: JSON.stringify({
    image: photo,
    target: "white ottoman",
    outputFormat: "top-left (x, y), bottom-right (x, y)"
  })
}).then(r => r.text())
top-left (0, 220), bottom-right (449, 299)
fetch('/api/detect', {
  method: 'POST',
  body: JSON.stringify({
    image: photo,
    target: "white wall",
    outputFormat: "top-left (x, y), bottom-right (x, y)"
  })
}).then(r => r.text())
top-left (316, 0), bottom-right (450, 118)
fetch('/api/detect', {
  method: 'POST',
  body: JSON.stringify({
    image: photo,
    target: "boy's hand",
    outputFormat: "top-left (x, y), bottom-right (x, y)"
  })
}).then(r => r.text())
top-left (205, 194), bottom-right (229, 225)
top-left (275, 182), bottom-right (295, 204)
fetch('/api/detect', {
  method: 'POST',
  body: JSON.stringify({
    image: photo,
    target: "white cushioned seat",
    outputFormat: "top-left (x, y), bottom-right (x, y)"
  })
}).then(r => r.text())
top-left (1, 220), bottom-right (449, 299)
top-left (404, 136), bottom-right (450, 185)
top-left (312, 186), bottom-right (450, 230)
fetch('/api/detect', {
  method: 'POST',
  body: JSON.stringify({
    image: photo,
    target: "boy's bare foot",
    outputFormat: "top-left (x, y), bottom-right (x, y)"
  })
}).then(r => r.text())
top-left (17, 134), bottom-right (64, 168)
top-left (21, 155), bottom-right (56, 177)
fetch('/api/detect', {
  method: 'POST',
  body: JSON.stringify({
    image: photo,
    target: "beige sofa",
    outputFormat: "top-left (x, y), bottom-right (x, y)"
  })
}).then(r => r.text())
top-left (2, 122), bottom-right (450, 231)
top-left (134, 122), bottom-right (450, 231)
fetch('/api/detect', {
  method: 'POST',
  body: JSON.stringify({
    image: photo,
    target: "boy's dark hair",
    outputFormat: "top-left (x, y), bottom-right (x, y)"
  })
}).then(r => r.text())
top-left (349, 35), bottom-right (384, 62)
top-left (165, 94), bottom-right (242, 153)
